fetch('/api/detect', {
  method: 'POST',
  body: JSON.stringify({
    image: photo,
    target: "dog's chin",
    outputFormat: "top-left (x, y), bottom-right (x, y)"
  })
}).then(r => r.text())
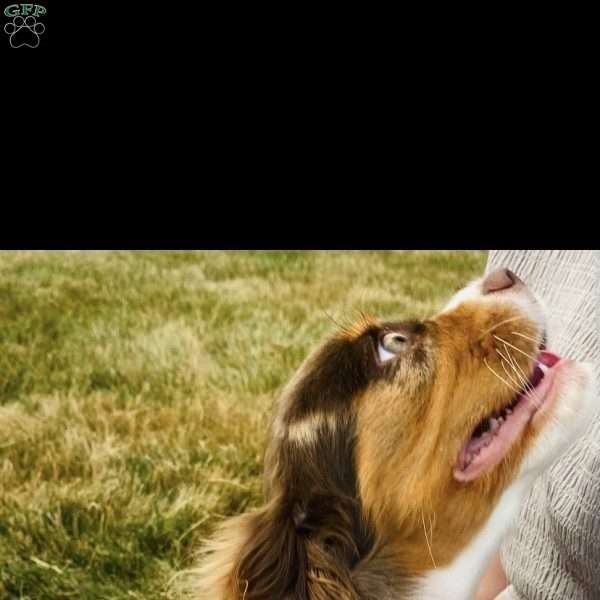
top-left (518, 360), bottom-right (597, 479)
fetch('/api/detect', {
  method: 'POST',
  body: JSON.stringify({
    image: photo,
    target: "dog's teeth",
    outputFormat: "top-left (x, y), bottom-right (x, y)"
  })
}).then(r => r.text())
top-left (489, 418), bottom-right (499, 432)
top-left (505, 407), bottom-right (512, 415)
top-left (538, 362), bottom-right (549, 374)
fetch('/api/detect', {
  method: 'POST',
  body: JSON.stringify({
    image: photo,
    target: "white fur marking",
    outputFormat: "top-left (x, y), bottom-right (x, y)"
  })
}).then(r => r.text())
top-left (287, 413), bottom-right (337, 444)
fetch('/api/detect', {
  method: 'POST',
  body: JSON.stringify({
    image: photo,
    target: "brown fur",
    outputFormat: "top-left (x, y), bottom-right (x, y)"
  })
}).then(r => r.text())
top-left (179, 297), bottom-right (543, 599)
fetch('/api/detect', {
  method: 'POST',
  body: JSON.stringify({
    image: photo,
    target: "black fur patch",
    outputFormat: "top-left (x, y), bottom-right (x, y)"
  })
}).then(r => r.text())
top-left (286, 334), bottom-right (378, 422)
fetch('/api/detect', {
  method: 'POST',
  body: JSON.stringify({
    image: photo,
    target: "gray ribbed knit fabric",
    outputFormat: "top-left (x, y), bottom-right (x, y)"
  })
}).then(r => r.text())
top-left (485, 251), bottom-right (600, 600)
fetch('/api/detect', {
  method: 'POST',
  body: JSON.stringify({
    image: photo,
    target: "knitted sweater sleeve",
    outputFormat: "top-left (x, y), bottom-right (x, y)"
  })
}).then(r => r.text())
top-left (485, 250), bottom-right (600, 600)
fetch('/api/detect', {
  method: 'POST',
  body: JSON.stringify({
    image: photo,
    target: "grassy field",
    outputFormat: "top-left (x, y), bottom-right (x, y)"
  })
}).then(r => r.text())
top-left (0, 251), bottom-right (487, 599)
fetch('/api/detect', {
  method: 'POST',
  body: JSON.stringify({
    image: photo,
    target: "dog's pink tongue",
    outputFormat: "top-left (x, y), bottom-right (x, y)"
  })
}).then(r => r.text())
top-left (538, 351), bottom-right (560, 368)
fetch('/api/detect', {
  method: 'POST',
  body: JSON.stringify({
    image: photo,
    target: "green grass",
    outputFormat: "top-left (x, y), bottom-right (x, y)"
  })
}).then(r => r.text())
top-left (0, 251), bottom-right (487, 599)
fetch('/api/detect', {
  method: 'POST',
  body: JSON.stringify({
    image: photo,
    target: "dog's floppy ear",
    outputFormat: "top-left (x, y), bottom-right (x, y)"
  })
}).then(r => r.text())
top-left (181, 500), bottom-right (297, 600)
top-left (231, 498), bottom-right (308, 599)
top-left (186, 492), bottom-right (362, 600)
top-left (234, 493), bottom-right (363, 600)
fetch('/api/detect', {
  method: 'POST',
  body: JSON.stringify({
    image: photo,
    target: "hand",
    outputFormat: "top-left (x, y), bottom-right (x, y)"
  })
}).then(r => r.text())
top-left (475, 552), bottom-right (509, 600)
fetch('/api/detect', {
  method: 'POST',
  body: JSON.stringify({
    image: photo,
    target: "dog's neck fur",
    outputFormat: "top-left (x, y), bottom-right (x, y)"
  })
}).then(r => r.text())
top-left (406, 475), bottom-right (534, 600)
top-left (349, 476), bottom-right (534, 600)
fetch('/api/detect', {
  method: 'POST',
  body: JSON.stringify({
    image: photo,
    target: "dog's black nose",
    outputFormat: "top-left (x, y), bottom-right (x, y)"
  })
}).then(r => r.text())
top-left (482, 268), bottom-right (521, 294)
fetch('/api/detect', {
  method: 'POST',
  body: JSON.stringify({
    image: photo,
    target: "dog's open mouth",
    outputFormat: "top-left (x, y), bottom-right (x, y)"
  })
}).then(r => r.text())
top-left (454, 351), bottom-right (562, 482)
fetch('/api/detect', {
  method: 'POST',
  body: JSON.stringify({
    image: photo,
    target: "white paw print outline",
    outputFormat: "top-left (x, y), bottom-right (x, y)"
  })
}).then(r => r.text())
top-left (4, 15), bottom-right (45, 48)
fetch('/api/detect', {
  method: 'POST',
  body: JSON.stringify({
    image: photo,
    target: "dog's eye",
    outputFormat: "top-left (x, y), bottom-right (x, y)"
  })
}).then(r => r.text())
top-left (378, 332), bottom-right (407, 363)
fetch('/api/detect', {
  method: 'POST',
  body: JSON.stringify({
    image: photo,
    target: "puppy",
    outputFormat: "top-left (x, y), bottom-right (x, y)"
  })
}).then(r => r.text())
top-left (183, 268), bottom-right (596, 600)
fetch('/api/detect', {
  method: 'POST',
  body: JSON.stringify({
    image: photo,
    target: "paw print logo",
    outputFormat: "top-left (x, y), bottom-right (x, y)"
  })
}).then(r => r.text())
top-left (4, 15), bottom-right (45, 48)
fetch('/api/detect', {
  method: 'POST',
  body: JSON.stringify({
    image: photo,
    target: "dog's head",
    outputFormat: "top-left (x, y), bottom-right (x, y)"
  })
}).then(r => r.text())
top-left (190, 269), bottom-right (595, 600)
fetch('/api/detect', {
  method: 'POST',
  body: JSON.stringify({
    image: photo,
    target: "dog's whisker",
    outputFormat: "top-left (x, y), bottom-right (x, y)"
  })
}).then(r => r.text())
top-left (477, 316), bottom-right (526, 341)
top-left (421, 510), bottom-right (437, 569)
top-left (499, 356), bottom-right (522, 390)
top-left (511, 331), bottom-right (541, 345)
top-left (483, 357), bottom-right (522, 394)
top-left (429, 513), bottom-right (435, 546)
top-left (499, 344), bottom-right (537, 400)
top-left (493, 335), bottom-right (538, 361)
top-left (506, 350), bottom-right (547, 413)
top-left (494, 345), bottom-right (513, 366)
top-left (495, 350), bottom-right (523, 392)
top-left (498, 344), bottom-right (523, 380)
